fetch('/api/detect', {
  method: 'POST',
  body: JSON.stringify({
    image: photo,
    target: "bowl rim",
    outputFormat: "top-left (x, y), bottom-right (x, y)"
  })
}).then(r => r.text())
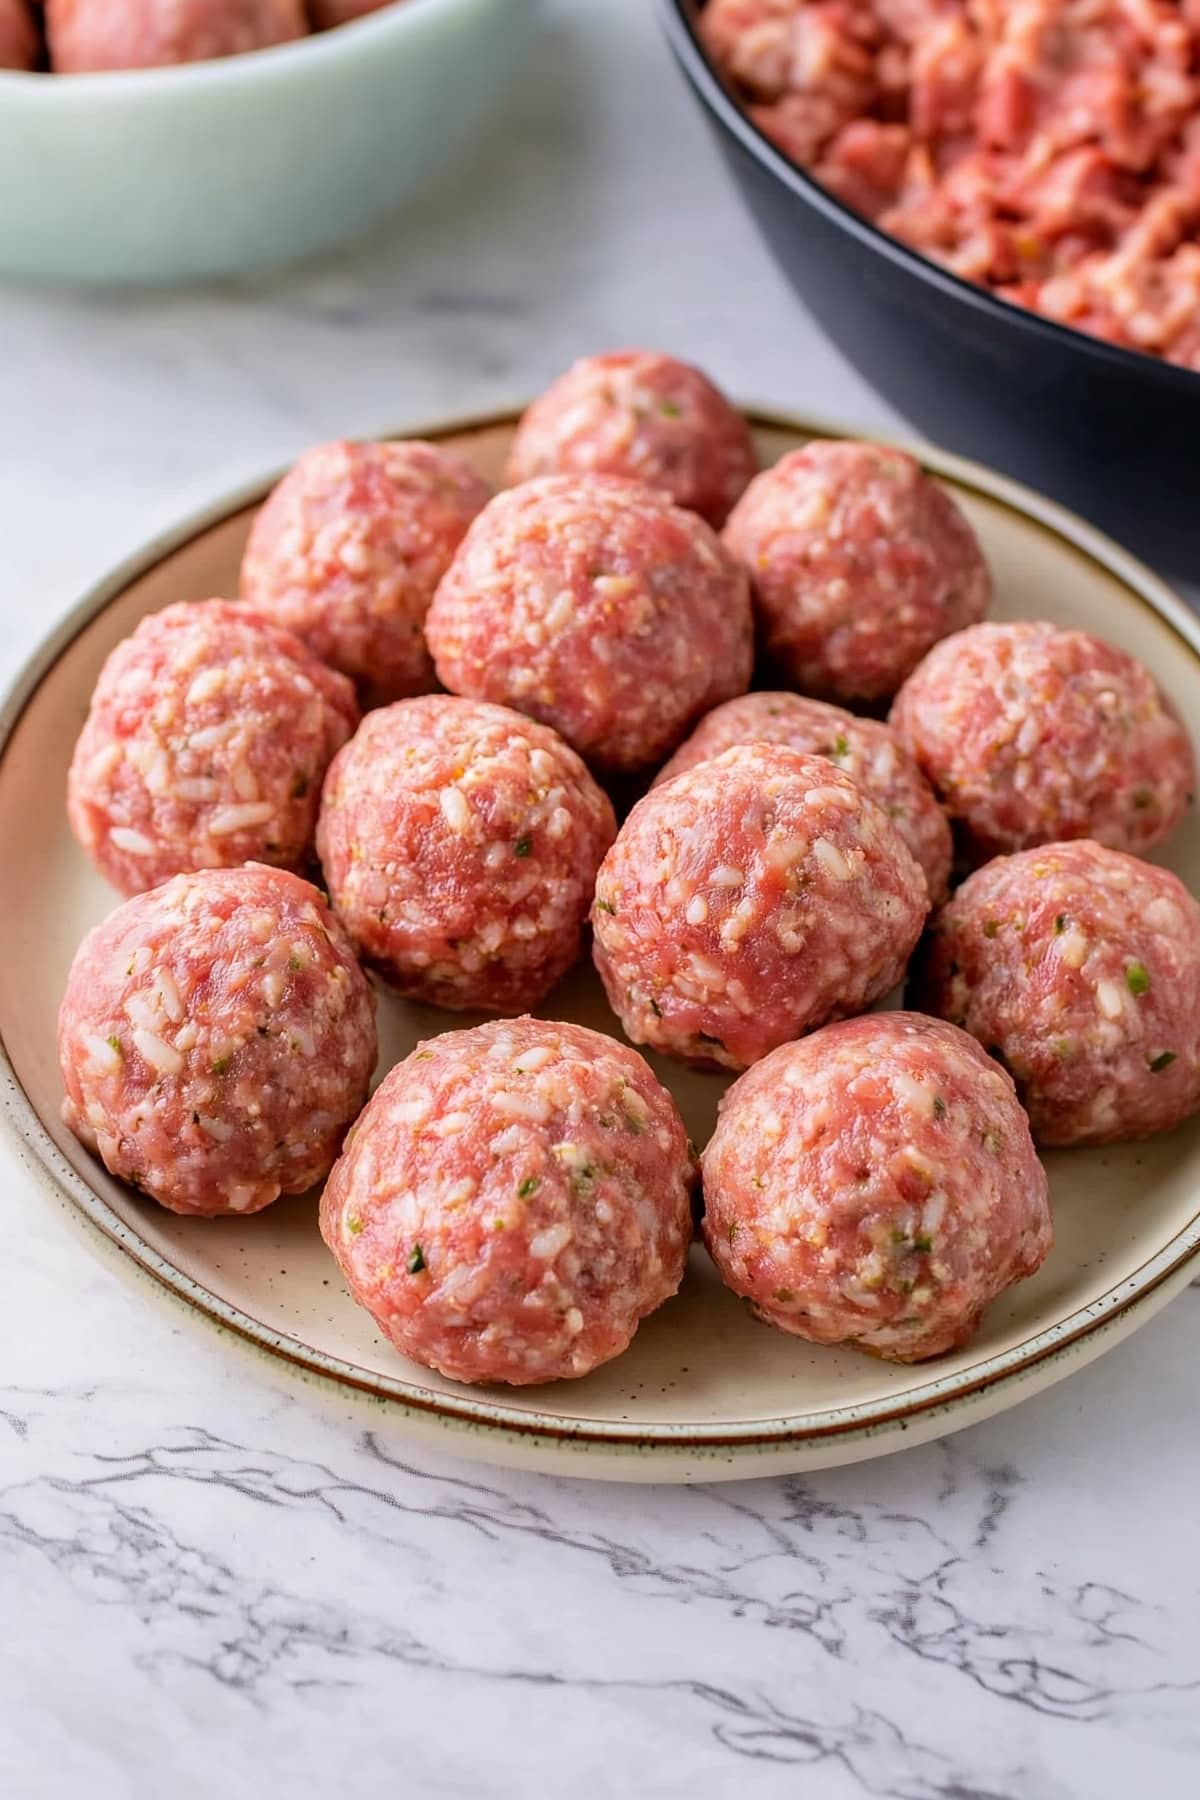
top-left (0, 0), bottom-right (497, 97)
top-left (660, 0), bottom-right (1200, 397)
top-left (2, 400), bottom-right (1200, 1467)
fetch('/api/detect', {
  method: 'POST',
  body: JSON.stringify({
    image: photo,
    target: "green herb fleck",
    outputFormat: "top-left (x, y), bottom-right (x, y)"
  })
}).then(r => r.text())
top-left (932, 1095), bottom-right (947, 1119)
top-left (982, 1126), bottom-right (1004, 1153)
top-left (1054, 914), bottom-right (1067, 935)
top-left (913, 1234), bottom-right (933, 1254)
top-left (413, 1050), bottom-right (434, 1061)
top-left (347, 1216), bottom-right (364, 1237)
top-left (983, 919), bottom-right (1001, 938)
top-left (106, 1034), bottom-right (122, 1055)
top-left (726, 1220), bottom-right (739, 1244)
top-left (406, 1244), bottom-right (427, 1274)
top-left (211, 1056), bottom-right (231, 1076)
top-left (517, 1177), bottom-right (540, 1199)
top-left (290, 771), bottom-right (310, 800)
top-left (625, 1113), bottom-right (646, 1136)
top-left (1126, 962), bottom-right (1151, 997)
top-left (1148, 1050), bottom-right (1176, 1073)
top-left (829, 733), bottom-right (850, 758)
top-left (773, 1287), bottom-right (795, 1303)
top-left (289, 954), bottom-right (303, 972)
top-left (658, 398), bottom-right (682, 418)
top-left (514, 836), bottom-right (532, 858)
top-left (595, 898), bottom-right (616, 915)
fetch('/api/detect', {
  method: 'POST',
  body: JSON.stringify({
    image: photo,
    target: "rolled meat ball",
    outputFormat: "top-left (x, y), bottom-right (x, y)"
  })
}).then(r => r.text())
top-left (702, 1012), bottom-right (1052, 1362)
top-left (321, 1017), bottom-right (695, 1385)
top-left (317, 696), bottom-right (616, 1012)
top-left (309, 1), bottom-right (394, 25)
top-left (0, 0), bottom-right (37, 69)
top-left (591, 742), bottom-right (928, 1071)
top-left (655, 690), bottom-right (952, 904)
top-left (68, 600), bottom-right (358, 896)
top-left (915, 839), bottom-right (1200, 1146)
top-left (890, 621), bottom-right (1195, 862)
top-left (723, 441), bottom-right (991, 702)
top-left (59, 864), bottom-right (377, 1217)
top-left (426, 474), bottom-right (753, 772)
top-left (46, 0), bottom-right (306, 70)
top-left (240, 439), bottom-right (490, 707)
top-left (506, 350), bottom-right (758, 527)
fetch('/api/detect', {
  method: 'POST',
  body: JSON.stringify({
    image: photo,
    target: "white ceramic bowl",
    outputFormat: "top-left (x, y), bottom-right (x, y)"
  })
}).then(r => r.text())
top-left (3, 406), bottom-right (1199, 1482)
top-left (0, 0), bottom-right (534, 284)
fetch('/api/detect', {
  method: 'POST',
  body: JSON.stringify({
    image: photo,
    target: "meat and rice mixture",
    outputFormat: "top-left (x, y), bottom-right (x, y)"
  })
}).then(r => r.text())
top-left (916, 838), bottom-right (1200, 1144)
top-left (655, 690), bottom-right (952, 903)
top-left (592, 742), bottom-right (929, 1070)
top-left (0, 0), bottom-right (37, 68)
top-left (59, 864), bottom-right (377, 1217)
top-left (890, 620), bottom-right (1194, 862)
top-left (317, 696), bottom-right (616, 1012)
top-left (702, 1011), bottom-right (1053, 1360)
top-left (426, 473), bottom-right (753, 772)
top-left (68, 600), bottom-right (358, 896)
top-left (506, 350), bottom-right (759, 526)
top-left (702, 0), bottom-right (1200, 370)
top-left (321, 1017), bottom-right (695, 1385)
top-left (723, 440), bottom-right (990, 703)
top-left (240, 439), bottom-right (490, 708)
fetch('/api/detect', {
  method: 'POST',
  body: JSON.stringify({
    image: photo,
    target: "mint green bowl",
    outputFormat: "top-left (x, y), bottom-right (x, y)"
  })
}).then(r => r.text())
top-left (0, 0), bottom-right (533, 285)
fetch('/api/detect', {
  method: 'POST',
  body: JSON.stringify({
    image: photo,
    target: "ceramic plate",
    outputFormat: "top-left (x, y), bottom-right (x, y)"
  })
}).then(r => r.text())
top-left (3, 410), bottom-right (1199, 1483)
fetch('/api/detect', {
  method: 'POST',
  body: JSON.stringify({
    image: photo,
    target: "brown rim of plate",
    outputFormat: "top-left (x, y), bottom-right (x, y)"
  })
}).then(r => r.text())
top-left (3, 404), bottom-right (1199, 1459)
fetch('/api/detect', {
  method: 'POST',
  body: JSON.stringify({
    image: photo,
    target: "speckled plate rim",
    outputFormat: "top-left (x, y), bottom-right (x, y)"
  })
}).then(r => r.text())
top-left (3, 403), bottom-right (1199, 1479)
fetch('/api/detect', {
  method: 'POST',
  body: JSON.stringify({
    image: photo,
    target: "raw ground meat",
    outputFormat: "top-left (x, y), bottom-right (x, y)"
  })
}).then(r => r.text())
top-left (722, 441), bottom-right (991, 702)
top-left (240, 439), bottom-right (490, 708)
top-left (890, 620), bottom-right (1194, 862)
top-left (591, 742), bottom-right (928, 1071)
top-left (46, 0), bottom-right (306, 70)
top-left (59, 864), bottom-right (377, 1217)
top-left (655, 690), bottom-right (952, 903)
top-left (701, 0), bottom-right (1200, 370)
top-left (701, 1010), bottom-right (1052, 1360)
top-left (0, 0), bottom-right (37, 68)
top-left (317, 696), bottom-right (616, 1012)
top-left (321, 1017), bottom-right (695, 1385)
top-left (425, 474), bottom-right (753, 772)
top-left (506, 350), bottom-right (759, 526)
top-left (310, 2), bottom-right (404, 27)
top-left (68, 600), bottom-right (358, 896)
top-left (915, 838), bottom-right (1200, 1145)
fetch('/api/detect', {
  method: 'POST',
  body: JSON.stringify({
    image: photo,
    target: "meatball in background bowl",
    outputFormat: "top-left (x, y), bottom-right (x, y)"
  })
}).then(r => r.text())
top-left (660, 0), bottom-right (1200, 581)
top-left (0, 0), bottom-right (534, 283)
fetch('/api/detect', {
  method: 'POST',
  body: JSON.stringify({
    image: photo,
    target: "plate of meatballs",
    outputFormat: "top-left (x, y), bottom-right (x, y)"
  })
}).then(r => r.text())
top-left (2, 350), bottom-right (1199, 1480)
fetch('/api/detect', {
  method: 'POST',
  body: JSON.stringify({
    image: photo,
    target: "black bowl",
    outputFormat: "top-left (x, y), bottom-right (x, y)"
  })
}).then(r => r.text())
top-left (661, 0), bottom-right (1200, 582)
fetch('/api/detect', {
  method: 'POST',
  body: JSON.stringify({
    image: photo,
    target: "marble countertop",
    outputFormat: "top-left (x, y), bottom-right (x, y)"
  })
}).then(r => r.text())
top-left (1, 4), bottom-right (1197, 1795)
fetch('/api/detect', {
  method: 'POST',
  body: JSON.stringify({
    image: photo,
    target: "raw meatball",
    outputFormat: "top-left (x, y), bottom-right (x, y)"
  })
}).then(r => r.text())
top-left (68, 600), bottom-right (357, 896)
top-left (426, 474), bottom-right (753, 772)
top-left (723, 441), bottom-right (991, 702)
top-left (506, 350), bottom-right (758, 527)
top-left (46, 0), bottom-right (306, 70)
top-left (317, 696), bottom-right (615, 1012)
top-left (240, 439), bottom-right (490, 708)
top-left (59, 864), bottom-right (377, 1217)
top-left (915, 840), bottom-right (1200, 1146)
top-left (655, 690), bottom-right (952, 904)
top-left (591, 742), bottom-right (928, 1070)
top-left (0, 0), bottom-right (37, 69)
top-left (890, 621), bottom-right (1195, 862)
top-left (309, 0), bottom-right (393, 25)
top-left (321, 1017), bottom-right (694, 1385)
top-left (702, 1012), bottom-right (1052, 1361)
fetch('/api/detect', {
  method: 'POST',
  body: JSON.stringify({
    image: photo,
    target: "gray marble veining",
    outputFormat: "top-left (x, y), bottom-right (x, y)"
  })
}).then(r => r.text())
top-left (0, 4), bottom-right (1197, 1795)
